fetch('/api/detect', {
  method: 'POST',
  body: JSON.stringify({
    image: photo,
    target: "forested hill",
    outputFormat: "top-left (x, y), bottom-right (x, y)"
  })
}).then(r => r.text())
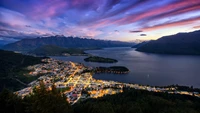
top-left (0, 49), bottom-right (43, 91)
top-left (132, 41), bottom-right (149, 48)
top-left (1, 87), bottom-right (200, 113)
top-left (136, 30), bottom-right (200, 55)
top-left (73, 88), bottom-right (200, 113)
top-left (3, 36), bottom-right (134, 52)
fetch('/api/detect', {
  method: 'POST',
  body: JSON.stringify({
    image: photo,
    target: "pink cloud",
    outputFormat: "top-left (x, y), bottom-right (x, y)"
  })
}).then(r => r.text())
top-left (115, 0), bottom-right (200, 25)
top-left (142, 17), bottom-right (200, 31)
top-left (28, 0), bottom-right (68, 19)
top-left (193, 25), bottom-right (200, 29)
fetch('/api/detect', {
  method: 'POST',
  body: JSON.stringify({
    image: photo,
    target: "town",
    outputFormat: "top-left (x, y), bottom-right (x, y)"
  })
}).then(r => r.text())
top-left (16, 58), bottom-right (200, 105)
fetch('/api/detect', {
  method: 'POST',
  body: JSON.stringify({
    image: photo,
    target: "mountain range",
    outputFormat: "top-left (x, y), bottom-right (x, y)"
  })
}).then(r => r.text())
top-left (136, 30), bottom-right (200, 55)
top-left (132, 41), bottom-right (150, 48)
top-left (2, 35), bottom-right (134, 52)
top-left (29, 45), bottom-right (87, 56)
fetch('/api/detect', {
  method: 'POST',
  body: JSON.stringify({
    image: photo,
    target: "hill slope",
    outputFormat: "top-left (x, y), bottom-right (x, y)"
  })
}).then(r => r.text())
top-left (136, 30), bottom-right (200, 55)
top-left (132, 41), bottom-right (149, 48)
top-left (3, 36), bottom-right (134, 52)
top-left (0, 49), bottom-right (43, 91)
top-left (1, 87), bottom-right (200, 113)
top-left (74, 88), bottom-right (200, 113)
top-left (29, 45), bottom-right (86, 56)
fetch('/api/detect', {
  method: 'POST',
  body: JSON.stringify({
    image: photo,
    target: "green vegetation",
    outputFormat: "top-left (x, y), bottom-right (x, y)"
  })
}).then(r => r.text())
top-left (0, 82), bottom-right (73, 113)
top-left (0, 49), bottom-right (43, 91)
top-left (57, 87), bottom-right (71, 93)
top-left (74, 88), bottom-right (200, 113)
top-left (84, 56), bottom-right (118, 63)
top-left (1, 85), bottom-right (200, 113)
top-left (109, 66), bottom-right (129, 71)
top-left (168, 85), bottom-right (200, 93)
top-left (29, 45), bottom-right (87, 56)
top-left (95, 66), bottom-right (129, 74)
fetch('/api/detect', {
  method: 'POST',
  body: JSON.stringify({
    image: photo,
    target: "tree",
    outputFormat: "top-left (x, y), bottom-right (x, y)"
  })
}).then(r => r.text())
top-left (0, 89), bottom-right (25, 113)
top-left (25, 82), bottom-right (73, 113)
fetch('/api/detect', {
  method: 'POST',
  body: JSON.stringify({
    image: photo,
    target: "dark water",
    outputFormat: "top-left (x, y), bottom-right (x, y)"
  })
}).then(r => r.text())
top-left (51, 47), bottom-right (200, 88)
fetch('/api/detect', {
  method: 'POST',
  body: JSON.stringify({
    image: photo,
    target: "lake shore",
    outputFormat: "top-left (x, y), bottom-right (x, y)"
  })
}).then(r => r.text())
top-left (51, 47), bottom-right (200, 88)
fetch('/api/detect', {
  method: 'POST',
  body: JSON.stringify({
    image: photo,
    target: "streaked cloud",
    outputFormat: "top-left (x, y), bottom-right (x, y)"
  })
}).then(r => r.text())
top-left (140, 34), bottom-right (147, 36)
top-left (0, 0), bottom-right (199, 42)
top-left (129, 30), bottom-right (143, 33)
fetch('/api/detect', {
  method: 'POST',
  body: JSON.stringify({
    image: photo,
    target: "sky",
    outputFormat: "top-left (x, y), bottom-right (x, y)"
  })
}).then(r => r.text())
top-left (0, 0), bottom-right (200, 42)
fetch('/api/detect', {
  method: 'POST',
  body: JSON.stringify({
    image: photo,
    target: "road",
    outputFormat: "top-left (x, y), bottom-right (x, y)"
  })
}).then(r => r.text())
top-left (64, 62), bottom-right (80, 88)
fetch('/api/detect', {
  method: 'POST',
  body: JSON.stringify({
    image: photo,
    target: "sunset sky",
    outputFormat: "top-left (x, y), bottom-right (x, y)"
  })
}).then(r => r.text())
top-left (0, 0), bottom-right (200, 42)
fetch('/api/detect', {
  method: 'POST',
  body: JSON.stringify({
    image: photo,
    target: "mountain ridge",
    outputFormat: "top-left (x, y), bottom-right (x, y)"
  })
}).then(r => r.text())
top-left (29, 45), bottom-right (87, 56)
top-left (132, 41), bottom-right (150, 48)
top-left (136, 30), bottom-right (200, 55)
top-left (3, 36), bottom-right (135, 52)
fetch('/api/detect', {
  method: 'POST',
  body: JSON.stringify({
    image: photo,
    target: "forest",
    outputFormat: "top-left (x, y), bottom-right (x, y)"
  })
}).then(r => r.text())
top-left (1, 83), bottom-right (200, 113)
top-left (0, 50), bottom-right (44, 91)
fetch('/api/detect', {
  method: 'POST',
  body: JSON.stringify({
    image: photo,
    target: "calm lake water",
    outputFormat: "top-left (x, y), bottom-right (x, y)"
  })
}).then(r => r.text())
top-left (51, 47), bottom-right (200, 88)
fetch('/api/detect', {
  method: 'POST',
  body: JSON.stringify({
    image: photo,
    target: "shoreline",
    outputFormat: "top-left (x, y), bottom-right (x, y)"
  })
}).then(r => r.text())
top-left (16, 58), bottom-right (200, 104)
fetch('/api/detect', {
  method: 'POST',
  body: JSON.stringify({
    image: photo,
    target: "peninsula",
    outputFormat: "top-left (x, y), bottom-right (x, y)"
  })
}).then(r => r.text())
top-left (95, 66), bottom-right (130, 74)
top-left (84, 56), bottom-right (118, 63)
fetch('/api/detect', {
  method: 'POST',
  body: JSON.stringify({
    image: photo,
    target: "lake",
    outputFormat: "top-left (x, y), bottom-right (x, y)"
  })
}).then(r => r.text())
top-left (51, 47), bottom-right (200, 88)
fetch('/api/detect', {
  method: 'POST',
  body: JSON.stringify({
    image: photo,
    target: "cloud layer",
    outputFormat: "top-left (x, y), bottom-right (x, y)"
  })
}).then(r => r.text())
top-left (0, 0), bottom-right (200, 41)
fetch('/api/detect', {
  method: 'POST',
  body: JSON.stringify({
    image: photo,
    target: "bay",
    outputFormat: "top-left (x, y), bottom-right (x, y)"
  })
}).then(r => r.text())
top-left (51, 47), bottom-right (200, 88)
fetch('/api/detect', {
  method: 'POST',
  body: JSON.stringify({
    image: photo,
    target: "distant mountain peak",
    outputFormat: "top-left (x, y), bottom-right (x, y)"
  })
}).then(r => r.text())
top-left (136, 30), bottom-right (200, 55)
top-left (3, 36), bottom-right (135, 52)
top-left (129, 39), bottom-right (149, 44)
